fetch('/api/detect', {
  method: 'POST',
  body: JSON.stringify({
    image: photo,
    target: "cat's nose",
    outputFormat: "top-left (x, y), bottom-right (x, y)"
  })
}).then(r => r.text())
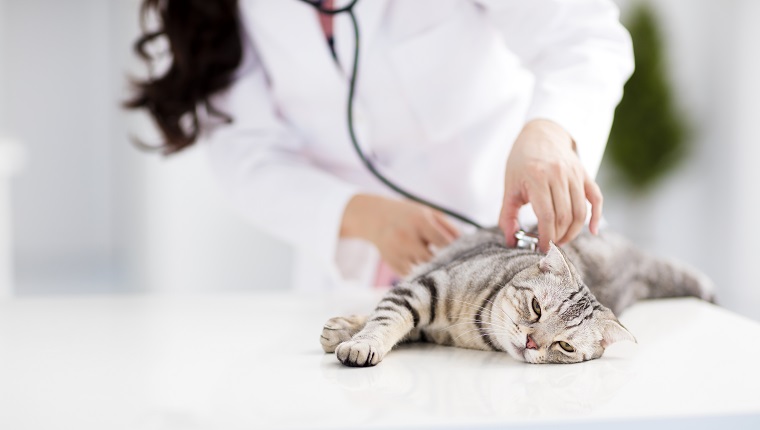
top-left (526, 335), bottom-right (538, 350)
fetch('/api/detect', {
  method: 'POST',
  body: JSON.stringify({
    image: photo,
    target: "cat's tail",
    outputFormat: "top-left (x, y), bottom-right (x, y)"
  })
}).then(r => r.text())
top-left (568, 231), bottom-right (716, 314)
top-left (639, 255), bottom-right (716, 304)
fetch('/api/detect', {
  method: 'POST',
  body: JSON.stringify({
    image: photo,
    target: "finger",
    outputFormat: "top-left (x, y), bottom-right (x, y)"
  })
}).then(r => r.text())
top-left (530, 182), bottom-right (556, 253)
top-left (410, 240), bottom-right (434, 265)
top-left (395, 251), bottom-right (418, 277)
top-left (499, 196), bottom-right (524, 247)
top-left (585, 175), bottom-right (604, 235)
top-left (398, 261), bottom-right (412, 277)
top-left (422, 214), bottom-right (456, 247)
top-left (419, 220), bottom-right (447, 248)
top-left (559, 173), bottom-right (587, 244)
top-left (500, 216), bottom-right (521, 247)
top-left (382, 236), bottom-right (412, 276)
top-left (387, 256), bottom-right (408, 277)
top-left (431, 211), bottom-right (460, 241)
top-left (549, 176), bottom-right (573, 246)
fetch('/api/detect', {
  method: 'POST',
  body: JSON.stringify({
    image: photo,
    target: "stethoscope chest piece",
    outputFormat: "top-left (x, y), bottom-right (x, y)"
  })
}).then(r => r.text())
top-left (514, 230), bottom-right (539, 252)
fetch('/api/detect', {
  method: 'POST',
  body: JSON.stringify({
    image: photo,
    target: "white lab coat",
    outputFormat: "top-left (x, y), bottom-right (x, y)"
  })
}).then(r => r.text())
top-left (204, 0), bottom-right (634, 292)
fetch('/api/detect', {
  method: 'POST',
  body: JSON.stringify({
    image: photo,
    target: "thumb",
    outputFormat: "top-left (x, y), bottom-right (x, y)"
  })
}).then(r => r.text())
top-left (499, 198), bottom-right (523, 247)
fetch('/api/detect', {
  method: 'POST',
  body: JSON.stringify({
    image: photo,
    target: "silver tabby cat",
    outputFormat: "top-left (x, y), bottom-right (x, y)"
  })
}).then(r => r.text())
top-left (320, 227), bottom-right (714, 365)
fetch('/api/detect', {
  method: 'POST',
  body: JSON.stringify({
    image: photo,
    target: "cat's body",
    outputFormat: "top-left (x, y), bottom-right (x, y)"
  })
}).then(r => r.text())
top-left (321, 228), bottom-right (713, 366)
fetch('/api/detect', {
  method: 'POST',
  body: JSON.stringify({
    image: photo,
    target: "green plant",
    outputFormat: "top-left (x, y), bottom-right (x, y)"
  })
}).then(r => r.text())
top-left (605, 2), bottom-right (689, 192)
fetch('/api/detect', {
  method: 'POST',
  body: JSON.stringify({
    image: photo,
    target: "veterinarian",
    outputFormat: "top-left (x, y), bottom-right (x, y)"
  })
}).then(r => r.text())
top-left (128, 0), bottom-right (634, 291)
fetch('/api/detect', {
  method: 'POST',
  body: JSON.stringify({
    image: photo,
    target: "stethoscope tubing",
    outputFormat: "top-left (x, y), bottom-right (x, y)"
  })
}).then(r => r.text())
top-left (299, 0), bottom-right (484, 229)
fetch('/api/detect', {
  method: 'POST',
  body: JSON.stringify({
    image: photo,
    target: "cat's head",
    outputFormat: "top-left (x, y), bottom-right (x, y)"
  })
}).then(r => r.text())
top-left (494, 243), bottom-right (635, 364)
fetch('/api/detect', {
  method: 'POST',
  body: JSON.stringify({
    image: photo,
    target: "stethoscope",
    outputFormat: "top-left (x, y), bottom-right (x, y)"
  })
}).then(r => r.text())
top-left (298, 0), bottom-right (540, 251)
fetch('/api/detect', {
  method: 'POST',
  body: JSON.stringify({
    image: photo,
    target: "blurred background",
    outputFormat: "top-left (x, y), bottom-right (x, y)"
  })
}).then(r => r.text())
top-left (0, 0), bottom-right (758, 320)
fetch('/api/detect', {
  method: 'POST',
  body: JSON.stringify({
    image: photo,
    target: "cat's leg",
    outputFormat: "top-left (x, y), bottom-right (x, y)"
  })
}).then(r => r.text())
top-left (335, 277), bottom-right (438, 367)
top-left (320, 315), bottom-right (368, 353)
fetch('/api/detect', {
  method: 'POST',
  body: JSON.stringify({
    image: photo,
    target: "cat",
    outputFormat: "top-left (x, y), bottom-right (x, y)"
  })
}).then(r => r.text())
top-left (320, 227), bottom-right (714, 366)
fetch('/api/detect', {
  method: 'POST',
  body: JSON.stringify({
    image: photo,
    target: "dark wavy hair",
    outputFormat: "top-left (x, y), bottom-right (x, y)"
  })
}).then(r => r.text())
top-left (125, 0), bottom-right (243, 154)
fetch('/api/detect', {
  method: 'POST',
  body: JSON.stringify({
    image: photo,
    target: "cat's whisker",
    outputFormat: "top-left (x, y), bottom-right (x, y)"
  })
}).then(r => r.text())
top-left (439, 298), bottom-right (519, 347)
top-left (445, 295), bottom-right (505, 314)
top-left (453, 328), bottom-right (493, 343)
top-left (491, 312), bottom-right (518, 334)
top-left (452, 323), bottom-right (514, 346)
top-left (442, 296), bottom-right (505, 326)
top-left (479, 294), bottom-right (519, 329)
top-left (442, 297), bottom-right (489, 314)
top-left (457, 329), bottom-right (514, 349)
top-left (439, 298), bottom-right (500, 323)
top-left (487, 328), bottom-right (516, 338)
top-left (435, 319), bottom-right (507, 332)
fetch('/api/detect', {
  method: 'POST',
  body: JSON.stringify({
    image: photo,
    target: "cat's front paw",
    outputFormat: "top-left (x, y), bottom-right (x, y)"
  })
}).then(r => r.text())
top-left (320, 315), bottom-right (367, 353)
top-left (335, 339), bottom-right (384, 367)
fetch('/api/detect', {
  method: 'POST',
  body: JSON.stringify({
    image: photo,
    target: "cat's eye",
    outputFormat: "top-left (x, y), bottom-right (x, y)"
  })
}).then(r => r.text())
top-left (531, 297), bottom-right (542, 319)
top-left (558, 341), bottom-right (575, 353)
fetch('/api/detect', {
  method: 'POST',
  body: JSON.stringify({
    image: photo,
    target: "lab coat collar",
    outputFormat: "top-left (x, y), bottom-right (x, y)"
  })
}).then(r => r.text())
top-left (333, 0), bottom-right (389, 78)
top-left (248, 0), bottom-right (388, 83)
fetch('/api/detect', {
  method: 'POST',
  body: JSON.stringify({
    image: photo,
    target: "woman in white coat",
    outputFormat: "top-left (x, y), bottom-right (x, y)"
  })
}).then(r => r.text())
top-left (128, 0), bottom-right (634, 292)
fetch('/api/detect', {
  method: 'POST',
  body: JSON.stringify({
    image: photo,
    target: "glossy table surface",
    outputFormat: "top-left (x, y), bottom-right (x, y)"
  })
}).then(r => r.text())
top-left (0, 292), bottom-right (759, 430)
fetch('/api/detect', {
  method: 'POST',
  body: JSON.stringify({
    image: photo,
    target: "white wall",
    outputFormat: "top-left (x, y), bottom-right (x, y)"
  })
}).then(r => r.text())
top-left (118, 142), bottom-right (294, 293)
top-left (109, 0), bottom-right (293, 293)
top-left (2, 0), bottom-right (117, 292)
top-left (0, 0), bottom-right (8, 294)
top-left (2, 0), bottom-right (759, 319)
top-left (726, 0), bottom-right (760, 319)
top-left (0, 0), bottom-right (5, 130)
top-left (604, 0), bottom-right (760, 320)
top-left (2, 0), bottom-right (292, 294)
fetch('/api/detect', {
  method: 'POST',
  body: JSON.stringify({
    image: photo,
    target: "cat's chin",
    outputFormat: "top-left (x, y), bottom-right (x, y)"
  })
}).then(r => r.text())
top-left (504, 341), bottom-right (529, 363)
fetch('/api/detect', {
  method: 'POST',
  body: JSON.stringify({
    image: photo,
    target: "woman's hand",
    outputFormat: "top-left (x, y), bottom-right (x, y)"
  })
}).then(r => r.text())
top-left (499, 119), bottom-right (603, 252)
top-left (341, 194), bottom-right (459, 276)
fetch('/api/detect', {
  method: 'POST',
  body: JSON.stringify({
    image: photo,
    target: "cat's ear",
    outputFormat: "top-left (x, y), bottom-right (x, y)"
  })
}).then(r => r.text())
top-left (601, 319), bottom-right (637, 348)
top-left (539, 242), bottom-right (572, 276)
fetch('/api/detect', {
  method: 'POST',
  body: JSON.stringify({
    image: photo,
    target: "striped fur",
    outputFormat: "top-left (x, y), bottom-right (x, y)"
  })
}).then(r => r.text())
top-left (321, 227), bottom-right (714, 366)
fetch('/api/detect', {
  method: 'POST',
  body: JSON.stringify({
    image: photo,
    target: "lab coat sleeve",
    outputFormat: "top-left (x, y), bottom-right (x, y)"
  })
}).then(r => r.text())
top-left (202, 56), bottom-right (358, 277)
top-left (478, 0), bottom-right (634, 178)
